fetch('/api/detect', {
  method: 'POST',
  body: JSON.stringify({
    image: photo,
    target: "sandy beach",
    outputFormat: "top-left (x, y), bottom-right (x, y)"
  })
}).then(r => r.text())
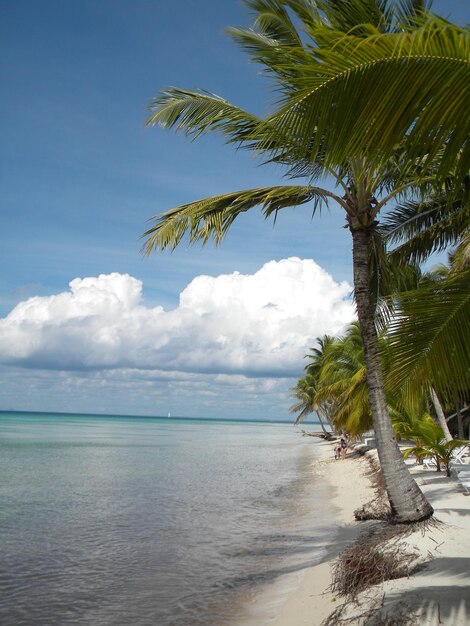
top-left (266, 439), bottom-right (470, 626)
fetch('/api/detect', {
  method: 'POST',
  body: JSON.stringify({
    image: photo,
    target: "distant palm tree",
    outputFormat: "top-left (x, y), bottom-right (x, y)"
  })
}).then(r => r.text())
top-left (289, 373), bottom-right (331, 435)
top-left (314, 323), bottom-right (373, 437)
top-left (139, 0), bottom-right (470, 522)
top-left (290, 334), bottom-right (336, 432)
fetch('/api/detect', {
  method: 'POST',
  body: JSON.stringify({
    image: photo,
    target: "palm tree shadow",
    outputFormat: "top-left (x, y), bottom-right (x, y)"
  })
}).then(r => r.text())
top-left (217, 519), bottom-right (378, 592)
top-left (378, 584), bottom-right (469, 625)
top-left (217, 526), bottom-right (470, 626)
top-left (419, 556), bottom-right (470, 580)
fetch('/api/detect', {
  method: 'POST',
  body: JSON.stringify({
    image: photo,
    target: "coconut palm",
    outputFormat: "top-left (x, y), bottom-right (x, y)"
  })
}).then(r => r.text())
top-left (140, 0), bottom-right (465, 522)
top-left (290, 334), bottom-right (335, 433)
top-left (289, 373), bottom-right (332, 436)
top-left (312, 323), bottom-right (373, 437)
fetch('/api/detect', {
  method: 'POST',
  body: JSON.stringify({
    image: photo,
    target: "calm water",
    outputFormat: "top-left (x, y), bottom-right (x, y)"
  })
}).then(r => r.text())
top-left (0, 412), bottom-right (334, 626)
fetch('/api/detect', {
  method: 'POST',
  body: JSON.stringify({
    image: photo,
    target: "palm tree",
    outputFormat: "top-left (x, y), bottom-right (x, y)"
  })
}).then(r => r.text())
top-left (140, 0), bottom-right (461, 521)
top-left (289, 373), bottom-right (332, 436)
top-left (401, 417), bottom-right (467, 477)
top-left (311, 323), bottom-right (373, 437)
top-left (290, 334), bottom-right (337, 433)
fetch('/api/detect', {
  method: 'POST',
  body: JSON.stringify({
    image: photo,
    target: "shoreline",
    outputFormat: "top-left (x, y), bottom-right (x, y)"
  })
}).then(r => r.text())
top-left (248, 439), bottom-right (470, 626)
top-left (267, 441), bottom-right (374, 626)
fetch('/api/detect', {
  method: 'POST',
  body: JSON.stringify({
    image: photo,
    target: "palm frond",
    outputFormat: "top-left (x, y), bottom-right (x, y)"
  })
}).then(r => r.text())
top-left (142, 185), bottom-right (332, 253)
top-left (317, 0), bottom-right (391, 34)
top-left (451, 229), bottom-right (470, 271)
top-left (387, 269), bottom-right (470, 400)
top-left (394, 0), bottom-right (433, 29)
top-left (241, 0), bottom-right (303, 45)
top-left (270, 20), bottom-right (470, 181)
top-left (226, 27), bottom-right (312, 82)
top-left (146, 88), bottom-right (263, 143)
top-left (382, 178), bottom-right (470, 266)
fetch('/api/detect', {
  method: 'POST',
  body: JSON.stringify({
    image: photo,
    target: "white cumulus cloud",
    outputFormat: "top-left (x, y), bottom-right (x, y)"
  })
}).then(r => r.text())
top-left (0, 258), bottom-right (354, 376)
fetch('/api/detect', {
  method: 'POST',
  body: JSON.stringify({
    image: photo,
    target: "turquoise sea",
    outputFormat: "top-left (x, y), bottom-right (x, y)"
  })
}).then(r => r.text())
top-left (0, 411), bottom-right (334, 626)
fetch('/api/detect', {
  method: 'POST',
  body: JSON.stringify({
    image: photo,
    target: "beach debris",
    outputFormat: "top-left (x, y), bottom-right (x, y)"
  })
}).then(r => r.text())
top-left (354, 454), bottom-right (391, 521)
top-left (330, 527), bottom-right (419, 599)
top-left (300, 429), bottom-right (335, 440)
top-left (322, 593), bottom-right (418, 626)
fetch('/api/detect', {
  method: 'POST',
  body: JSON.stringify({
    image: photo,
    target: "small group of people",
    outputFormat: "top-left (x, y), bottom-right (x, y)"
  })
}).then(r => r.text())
top-left (334, 434), bottom-right (349, 460)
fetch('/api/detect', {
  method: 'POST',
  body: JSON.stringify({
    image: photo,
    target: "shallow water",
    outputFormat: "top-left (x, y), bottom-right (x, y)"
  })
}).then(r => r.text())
top-left (0, 412), bottom-right (333, 626)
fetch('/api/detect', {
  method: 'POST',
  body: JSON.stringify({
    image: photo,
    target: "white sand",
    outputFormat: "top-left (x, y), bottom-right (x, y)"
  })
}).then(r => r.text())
top-left (265, 442), bottom-right (470, 626)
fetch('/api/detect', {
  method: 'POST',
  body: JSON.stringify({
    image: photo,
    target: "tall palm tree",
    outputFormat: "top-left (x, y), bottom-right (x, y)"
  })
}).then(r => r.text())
top-left (140, 0), bottom-right (466, 521)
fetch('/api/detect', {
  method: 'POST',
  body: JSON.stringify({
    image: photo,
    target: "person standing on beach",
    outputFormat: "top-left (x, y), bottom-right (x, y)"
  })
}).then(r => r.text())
top-left (340, 437), bottom-right (348, 460)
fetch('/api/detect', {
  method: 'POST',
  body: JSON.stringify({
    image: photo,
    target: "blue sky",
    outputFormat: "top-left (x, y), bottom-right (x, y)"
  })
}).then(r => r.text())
top-left (0, 0), bottom-right (467, 419)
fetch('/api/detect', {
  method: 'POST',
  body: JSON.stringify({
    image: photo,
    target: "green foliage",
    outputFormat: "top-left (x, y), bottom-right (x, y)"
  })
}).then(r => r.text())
top-left (291, 323), bottom-right (380, 437)
top-left (143, 0), bottom-right (467, 521)
top-left (142, 185), bottom-right (335, 253)
top-left (143, 1), bottom-right (469, 254)
top-left (382, 177), bottom-right (470, 268)
top-left (387, 268), bottom-right (470, 402)
top-left (269, 18), bottom-right (470, 183)
top-left (289, 335), bottom-right (335, 430)
top-left (401, 417), bottom-right (467, 476)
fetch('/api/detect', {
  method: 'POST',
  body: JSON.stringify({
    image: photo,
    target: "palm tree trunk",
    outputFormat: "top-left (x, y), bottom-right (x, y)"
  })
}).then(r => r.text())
top-left (430, 387), bottom-right (453, 442)
top-left (317, 411), bottom-right (329, 435)
top-left (452, 394), bottom-right (465, 440)
top-left (351, 226), bottom-right (433, 522)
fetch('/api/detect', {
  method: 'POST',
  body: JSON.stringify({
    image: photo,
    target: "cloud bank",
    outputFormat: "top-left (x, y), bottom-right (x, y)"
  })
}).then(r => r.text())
top-left (0, 258), bottom-right (354, 377)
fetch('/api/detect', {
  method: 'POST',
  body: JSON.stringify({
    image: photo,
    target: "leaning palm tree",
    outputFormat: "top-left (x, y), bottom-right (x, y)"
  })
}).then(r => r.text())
top-left (139, 0), bottom-right (470, 522)
top-left (289, 373), bottom-right (332, 436)
top-left (290, 334), bottom-right (337, 432)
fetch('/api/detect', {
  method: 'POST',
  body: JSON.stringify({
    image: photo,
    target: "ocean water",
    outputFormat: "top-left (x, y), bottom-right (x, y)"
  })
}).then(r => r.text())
top-left (0, 412), bottom-right (334, 626)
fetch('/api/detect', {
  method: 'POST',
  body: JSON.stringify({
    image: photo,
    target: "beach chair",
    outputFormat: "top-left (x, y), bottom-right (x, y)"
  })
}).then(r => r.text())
top-left (451, 444), bottom-right (470, 465)
top-left (423, 456), bottom-right (438, 470)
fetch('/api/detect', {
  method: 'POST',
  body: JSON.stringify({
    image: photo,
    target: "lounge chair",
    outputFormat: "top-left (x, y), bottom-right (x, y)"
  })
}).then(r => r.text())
top-left (450, 444), bottom-right (470, 465)
top-left (423, 456), bottom-right (438, 470)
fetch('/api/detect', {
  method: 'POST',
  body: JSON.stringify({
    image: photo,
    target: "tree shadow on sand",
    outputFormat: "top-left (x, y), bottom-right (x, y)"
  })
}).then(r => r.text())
top-left (215, 519), bottom-right (376, 592)
top-left (376, 584), bottom-right (469, 626)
